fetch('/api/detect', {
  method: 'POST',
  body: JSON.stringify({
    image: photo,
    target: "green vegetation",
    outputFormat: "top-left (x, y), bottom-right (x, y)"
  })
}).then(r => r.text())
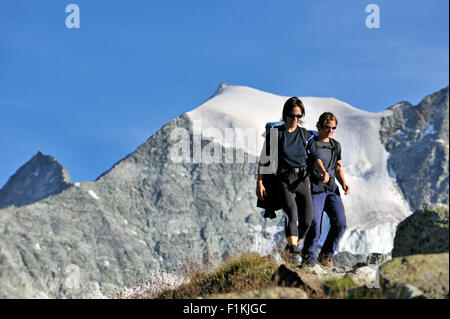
top-left (346, 287), bottom-right (387, 299)
top-left (325, 276), bottom-right (387, 299)
top-left (155, 253), bottom-right (279, 299)
top-left (325, 276), bottom-right (358, 298)
top-left (149, 253), bottom-right (394, 299)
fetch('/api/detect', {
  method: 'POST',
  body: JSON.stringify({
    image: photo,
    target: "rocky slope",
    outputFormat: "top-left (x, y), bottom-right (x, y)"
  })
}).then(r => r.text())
top-left (235, 251), bottom-right (448, 299)
top-left (380, 86), bottom-right (449, 211)
top-left (0, 151), bottom-right (73, 209)
top-left (192, 204), bottom-right (449, 299)
top-left (0, 114), bottom-right (273, 298)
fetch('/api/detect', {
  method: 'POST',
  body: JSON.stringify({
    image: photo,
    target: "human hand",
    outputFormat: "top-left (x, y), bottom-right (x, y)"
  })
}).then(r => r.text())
top-left (256, 182), bottom-right (267, 200)
top-left (321, 171), bottom-right (330, 184)
top-left (342, 184), bottom-right (350, 195)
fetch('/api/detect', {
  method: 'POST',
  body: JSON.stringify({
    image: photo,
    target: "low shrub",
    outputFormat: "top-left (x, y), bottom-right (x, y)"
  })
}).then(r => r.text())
top-left (155, 253), bottom-right (279, 299)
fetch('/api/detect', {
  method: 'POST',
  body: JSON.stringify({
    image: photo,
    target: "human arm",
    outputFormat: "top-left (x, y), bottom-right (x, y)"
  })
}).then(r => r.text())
top-left (256, 132), bottom-right (269, 200)
top-left (314, 158), bottom-right (330, 183)
top-left (335, 160), bottom-right (350, 195)
top-left (308, 136), bottom-right (329, 183)
top-left (256, 162), bottom-right (267, 200)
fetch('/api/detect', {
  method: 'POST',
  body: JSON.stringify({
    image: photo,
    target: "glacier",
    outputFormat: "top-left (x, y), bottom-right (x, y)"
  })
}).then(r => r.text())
top-left (186, 83), bottom-right (412, 255)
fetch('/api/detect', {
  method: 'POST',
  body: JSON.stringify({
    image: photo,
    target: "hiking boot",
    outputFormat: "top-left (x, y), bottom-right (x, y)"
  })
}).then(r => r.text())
top-left (318, 253), bottom-right (334, 268)
top-left (287, 244), bottom-right (301, 254)
top-left (263, 209), bottom-right (276, 219)
top-left (281, 244), bottom-right (301, 264)
top-left (300, 253), bottom-right (317, 268)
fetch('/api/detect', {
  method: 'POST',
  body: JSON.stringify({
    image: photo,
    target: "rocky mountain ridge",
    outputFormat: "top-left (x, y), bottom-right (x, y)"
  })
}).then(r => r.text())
top-left (0, 85), bottom-right (448, 298)
top-left (380, 86), bottom-right (449, 210)
top-left (0, 114), bottom-right (267, 298)
top-left (0, 151), bottom-right (72, 209)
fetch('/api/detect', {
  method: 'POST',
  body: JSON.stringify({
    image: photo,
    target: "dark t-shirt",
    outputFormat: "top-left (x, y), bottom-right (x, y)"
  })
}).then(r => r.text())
top-left (279, 127), bottom-right (320, 169)
top-left (315, 140), bottom-right (342, 177)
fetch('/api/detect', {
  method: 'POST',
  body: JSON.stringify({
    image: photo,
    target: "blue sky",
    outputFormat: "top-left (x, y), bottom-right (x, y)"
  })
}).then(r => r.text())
top-left (0, 0), bottom-right (448, 188)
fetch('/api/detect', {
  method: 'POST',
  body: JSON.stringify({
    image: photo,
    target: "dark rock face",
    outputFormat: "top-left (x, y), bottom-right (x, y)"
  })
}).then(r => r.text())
top-left (380, 87), bottom-right (449, 211)
top-left (392, 204), bottom-right (449, 258)
top-left (0, 151), bottom-right (73, 209)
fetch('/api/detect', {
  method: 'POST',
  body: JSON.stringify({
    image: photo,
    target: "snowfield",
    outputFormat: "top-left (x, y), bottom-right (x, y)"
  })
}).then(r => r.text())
top-left (187, 84), bottom-right (412, 254)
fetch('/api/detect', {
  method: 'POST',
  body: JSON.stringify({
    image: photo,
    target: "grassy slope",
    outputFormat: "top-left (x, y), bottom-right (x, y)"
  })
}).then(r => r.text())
top-left (150, 253), bottom-right (386, 299)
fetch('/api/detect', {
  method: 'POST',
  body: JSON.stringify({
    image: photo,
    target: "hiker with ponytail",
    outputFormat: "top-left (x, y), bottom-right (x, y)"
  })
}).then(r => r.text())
top-left (256, 97), bottom-right (329, 261)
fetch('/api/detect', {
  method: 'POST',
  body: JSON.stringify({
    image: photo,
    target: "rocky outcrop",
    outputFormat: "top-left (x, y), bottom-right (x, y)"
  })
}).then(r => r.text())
top-left (366, 253), bottom-right (392, 266)
top-left (0, 114), bottom-right (272, 298)
top-left (376, 204), bottom-right (450, 299)
top-left (379, 253), bottom-right (449, 299)
top-left (0, 151), bottom-right (73, 209)
top-left (380, 86), bottom-right (449, 211)
top-left (269, 262), bottom-right (383, 298)
top-left (175, 253), bottom-right (445, 299)
top-left (392, 204), bottom-right (449, 257)
top-left (271, 264), bottom-right (328, 298)
top-left (333, 252), bottom-right (367, 268)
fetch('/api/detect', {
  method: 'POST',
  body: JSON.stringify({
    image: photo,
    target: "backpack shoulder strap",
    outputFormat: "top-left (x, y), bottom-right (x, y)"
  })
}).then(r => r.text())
top-left (298, 127), bottom-right (316, 152)
top-left (265, 123), bottom-right (284, 156)
top-left (311, 135), bottom-right (319, 149)
top-left (277, 124), bottom-right (284, 141)
top-left (329, 137), bottom-right (336, 148)
top-left (329, 138), bottom-right (340, 154)
top-left (298, 127), bottom-right (307, 144)
top-left (328, 138), bottom-right (340, 168)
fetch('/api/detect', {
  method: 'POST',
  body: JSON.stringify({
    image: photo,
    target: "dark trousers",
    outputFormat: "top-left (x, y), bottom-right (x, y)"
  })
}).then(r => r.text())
top-left (278, 177), bottom-right (313, 239)
top-left (302, 186), bottom-right (347, 259)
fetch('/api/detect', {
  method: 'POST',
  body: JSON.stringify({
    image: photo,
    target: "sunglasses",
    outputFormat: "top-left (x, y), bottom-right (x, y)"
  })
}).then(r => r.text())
top-left (323, 125), bottom-right (337, 131)
top-left (288, 113), bottom-right (303, 119)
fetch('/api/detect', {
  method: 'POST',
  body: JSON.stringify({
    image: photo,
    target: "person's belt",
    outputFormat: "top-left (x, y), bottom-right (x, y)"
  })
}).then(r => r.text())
top-left (279, 167), bottom-right (305, 175)
top-left (279, 167), bottom-right (307, 184)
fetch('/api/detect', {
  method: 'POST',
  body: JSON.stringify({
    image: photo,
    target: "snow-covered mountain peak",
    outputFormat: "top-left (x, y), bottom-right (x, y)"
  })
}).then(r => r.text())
top-left (186, 84), bottom-right (413, 252)
top-left (187, 84), bottom-right (381, 154)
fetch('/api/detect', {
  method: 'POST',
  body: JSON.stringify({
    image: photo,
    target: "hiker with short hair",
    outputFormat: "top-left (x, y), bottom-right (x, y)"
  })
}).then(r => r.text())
top-left (256, 97), bottom-right (329, 260)
top-left (301, 112), bottom-right (350, 268)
